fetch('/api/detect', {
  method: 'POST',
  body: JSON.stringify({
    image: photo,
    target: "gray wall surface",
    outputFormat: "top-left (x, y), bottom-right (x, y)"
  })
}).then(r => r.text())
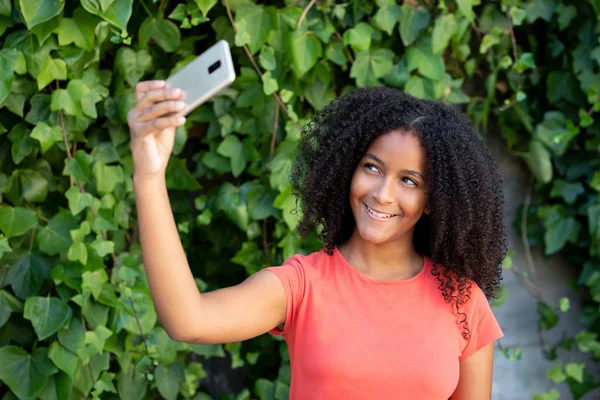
top-left (486, 132), bottom-right (599, 400)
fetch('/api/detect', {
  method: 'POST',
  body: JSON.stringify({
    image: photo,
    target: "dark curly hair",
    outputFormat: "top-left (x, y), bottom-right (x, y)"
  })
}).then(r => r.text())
top-left (291, 86), bottom-right (506, 340)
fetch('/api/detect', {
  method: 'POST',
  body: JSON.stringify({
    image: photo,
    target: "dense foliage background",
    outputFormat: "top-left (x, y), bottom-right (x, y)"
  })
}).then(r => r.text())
top-left (0, 0), bottom-right (599, 399)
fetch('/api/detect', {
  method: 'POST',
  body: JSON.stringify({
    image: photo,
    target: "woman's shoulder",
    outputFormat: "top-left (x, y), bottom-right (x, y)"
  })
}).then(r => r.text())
top-left (282, 248), bottom-right (330, 270)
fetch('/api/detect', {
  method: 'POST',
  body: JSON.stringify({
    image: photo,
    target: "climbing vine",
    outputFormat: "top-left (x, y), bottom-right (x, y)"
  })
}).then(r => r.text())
top-left (0, 0), bottom-right (599, 399)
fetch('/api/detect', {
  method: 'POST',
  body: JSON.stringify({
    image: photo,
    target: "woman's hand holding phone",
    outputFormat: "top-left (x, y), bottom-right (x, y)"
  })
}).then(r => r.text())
top-left (127, 80), bottom-right (187, 181)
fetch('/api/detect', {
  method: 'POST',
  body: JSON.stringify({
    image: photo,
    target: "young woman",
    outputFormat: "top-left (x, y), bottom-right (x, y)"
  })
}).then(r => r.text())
top-left (128, 82), bottom-right (506, 400)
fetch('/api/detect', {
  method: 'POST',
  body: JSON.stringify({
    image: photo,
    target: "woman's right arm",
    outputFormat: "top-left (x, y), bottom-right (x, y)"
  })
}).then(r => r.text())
top-left (129, 80), bottom-right (287, 344)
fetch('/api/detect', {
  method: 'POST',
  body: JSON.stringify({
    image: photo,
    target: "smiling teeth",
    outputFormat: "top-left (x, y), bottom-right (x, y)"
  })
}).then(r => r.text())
top-left (366, 205), bottom-right (396, 218)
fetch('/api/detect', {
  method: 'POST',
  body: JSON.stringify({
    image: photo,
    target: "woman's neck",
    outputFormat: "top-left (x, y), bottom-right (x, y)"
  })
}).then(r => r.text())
top-left (338, 231), bottom-right (424, 281)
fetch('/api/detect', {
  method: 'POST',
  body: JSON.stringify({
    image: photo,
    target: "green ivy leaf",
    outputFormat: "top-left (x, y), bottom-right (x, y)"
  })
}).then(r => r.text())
top-left (48, 342), bottom-right (79, 378)
top-left (90, 236), bottom-right (114, 257)
top-left (0, 205), bottom-right (38, 238)
top-left (8, 121), bottom-right (37, 165)
top-left (84, 325), bottom-right (112, 355)
top-left (479, 31), bottom-right (500, 54)
top-left (509, 7), bottom-right (527, 26)
top-left (194, 0), bottom-right (218, 17)
top-left (166, 157), bottom-right (202, 190)
top-left (547, 363), bottom-right (566, 383)
top-left (155, 363), bottom-right (185, 400)
top-left (30, 122), bottom-right (62, 153)
top-left (525, 0), bottom-right (555, 23)
top-left (63, 149), bottom-right (93, 184)
top-left (398, 5), bottom-right (430, 46)
top-left (242, 182), bottom-right (278, 220)
top-left (343, 22), bottom-right (374, 52)
top-left (54, 8), bottom-right (98, 51)
top-left (513, 52), bottom-right (536, 73)
top-left (0, 0), bottom-right (11, 16)
top-left (37, 209), bottom-right (78, 255)
top-left (51, 87), bottom-right (81, 117)
top-left (0, 48), bottom-right (21, 104)
top-left (217, 134), bottom-right (246, 177)
top-left (3, 77), bottom-right (35, 117)
top-left (30, 16), bottom-right (60, 46)
top-left (115, 47), bottom-right (152, 87)
top-left (139, 17), bottom-right (181, 53)
top-left (456, 0), bottom-right (480, 22)
top-left (261, 70), bottom-right (278, 96)
top-left (4, 249), bottom-right (51, 299)
top-left (288, 31), bottom-right (322, 79)
top-left (0, 235), bottom-right (12, 260)
top-left (406, 39), bottom-right (444, 81)
top-left (18, 169), bottom-right (49, 203)
top-left (82, 269), bottom-right (108, 299)
top-left (92, 162), bottom-right (124, 195)
top-left (325, 41), bottom-right (347, 66)
top-left (535, 111), bottom-right (578, 156)
top-left (273, 184), bottom-right (299, 230)
top-left (556, 4), bottom-right (576, 31)
top-left (0, 346), bottom-right (57, 399)
top-left (525, 140), bottom-right (552, 183)
top-left (80, 0), bottom-right (133, 32)
top-left (65, 185), bottom-right (94, 216)
top-left (117, 364), bottom-right (147, 400)
top-left (24, 296), bottom-right (72, 340)
top-left (0, 289), bottom-right (23, 328)
top-left (538, 205), bottom-right (581, 255)
top-left (258, 46), bottom-right (276, 71)
top-left (538, 301), bottom-right (559, 330)
top-left (373, 2), bottom-right (402, 35)
top-left (232, 241), bottom-right (264, 275)
top-left (432, 14), bottom-right (457, 54)
top-left (546, 71), bottom-right (582, 105)
top-left (565, 362), bottom-right (585, 383)
top-left (93, 208), bottom-right (118, 233)
top-left (559, 297), bottom-right (570, 312)
top-left (268, 141), bottom-right (296, 191)
top-left (234, 4), bottom-right (276, 55)
top-left (19, 0), bottom-right (65, 29)
top-left (215, 182), bottom-right (250, 231)
top-left (351, 48), bottom-right (394, 86)
top-left (118, 287), bottom-right (157, 335)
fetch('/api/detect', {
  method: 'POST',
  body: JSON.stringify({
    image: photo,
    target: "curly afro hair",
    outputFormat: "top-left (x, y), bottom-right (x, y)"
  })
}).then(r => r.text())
top-left (291, 86), bottom-right (507, 340)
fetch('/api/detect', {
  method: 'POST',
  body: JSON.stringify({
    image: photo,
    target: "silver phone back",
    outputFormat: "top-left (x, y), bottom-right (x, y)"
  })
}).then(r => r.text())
top-left (166, 40), bottom-right (236, 116)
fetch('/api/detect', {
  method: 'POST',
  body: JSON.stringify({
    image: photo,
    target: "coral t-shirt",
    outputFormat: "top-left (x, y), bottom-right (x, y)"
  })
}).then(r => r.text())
top-left (264, 248), bottom-right (503, 400)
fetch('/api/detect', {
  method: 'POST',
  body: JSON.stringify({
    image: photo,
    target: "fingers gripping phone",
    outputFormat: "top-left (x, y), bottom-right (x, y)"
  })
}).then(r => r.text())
top-left (166, 40), bottom-right (236, 117)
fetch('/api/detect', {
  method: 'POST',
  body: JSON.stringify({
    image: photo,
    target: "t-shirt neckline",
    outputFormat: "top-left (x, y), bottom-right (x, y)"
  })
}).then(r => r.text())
top-left (333, 247), bottom-right (429, 285)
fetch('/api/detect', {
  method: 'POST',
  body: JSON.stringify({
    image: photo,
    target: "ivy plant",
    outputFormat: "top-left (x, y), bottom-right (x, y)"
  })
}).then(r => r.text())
top-left (0, 0), bottom-right (599, 399)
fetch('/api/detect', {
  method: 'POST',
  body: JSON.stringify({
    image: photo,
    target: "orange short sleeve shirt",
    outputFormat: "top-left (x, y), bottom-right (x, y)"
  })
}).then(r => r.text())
top-left (265, 248), bottom-right (503, 400)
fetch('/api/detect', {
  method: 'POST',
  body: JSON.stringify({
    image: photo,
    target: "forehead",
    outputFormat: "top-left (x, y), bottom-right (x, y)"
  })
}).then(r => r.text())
top-left (365, 130), bottom-right (426, 169)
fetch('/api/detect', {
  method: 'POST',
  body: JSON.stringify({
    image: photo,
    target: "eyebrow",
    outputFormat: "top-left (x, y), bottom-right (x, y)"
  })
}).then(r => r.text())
top-left (364, 153), bottom-right (425, 181)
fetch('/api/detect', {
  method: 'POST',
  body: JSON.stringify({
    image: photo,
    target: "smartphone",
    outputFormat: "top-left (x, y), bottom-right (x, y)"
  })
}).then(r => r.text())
top-left (166, 40), bottom-right (236, 117)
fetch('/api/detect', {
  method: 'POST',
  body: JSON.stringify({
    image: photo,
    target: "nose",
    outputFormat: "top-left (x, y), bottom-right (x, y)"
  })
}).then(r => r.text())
top-left (372, 176), bottom-right (395, 205)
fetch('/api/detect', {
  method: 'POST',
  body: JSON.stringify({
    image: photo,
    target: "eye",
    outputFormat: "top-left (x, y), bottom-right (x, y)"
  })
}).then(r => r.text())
top-left (364, 163), bottom-right (380, 173)
top-left (402, 177), bottom-right (418, 187)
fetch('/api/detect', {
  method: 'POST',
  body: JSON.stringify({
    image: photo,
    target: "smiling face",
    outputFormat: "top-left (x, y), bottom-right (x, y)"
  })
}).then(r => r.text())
top-left (349, 129), bottom-right (428, 246)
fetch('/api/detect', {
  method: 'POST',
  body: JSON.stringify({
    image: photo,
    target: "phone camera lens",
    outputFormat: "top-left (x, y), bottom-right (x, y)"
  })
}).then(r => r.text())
top-left (208, 60), bottom-right (221, 74)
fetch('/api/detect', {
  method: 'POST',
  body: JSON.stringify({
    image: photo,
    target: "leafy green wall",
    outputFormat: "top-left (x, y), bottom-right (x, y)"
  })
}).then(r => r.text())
top-left (0, 0), bottom-right (599, 399)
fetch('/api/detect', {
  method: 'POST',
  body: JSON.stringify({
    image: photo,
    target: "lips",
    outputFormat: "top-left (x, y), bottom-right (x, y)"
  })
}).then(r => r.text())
top-left (364, 203), bottom-right (399, 219)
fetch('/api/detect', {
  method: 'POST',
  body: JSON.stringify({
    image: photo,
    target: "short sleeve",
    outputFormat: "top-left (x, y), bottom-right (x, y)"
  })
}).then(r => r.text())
top-left (459, 282), bottom-right (504, 360)
top-left (263, 255), bottom-right (306, 338)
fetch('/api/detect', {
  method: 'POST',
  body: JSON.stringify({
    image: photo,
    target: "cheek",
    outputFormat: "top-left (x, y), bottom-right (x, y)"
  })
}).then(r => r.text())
top-left (350, 172), bottom-right (369, 200)
top-left (402, 191), bottom-right (427, 214)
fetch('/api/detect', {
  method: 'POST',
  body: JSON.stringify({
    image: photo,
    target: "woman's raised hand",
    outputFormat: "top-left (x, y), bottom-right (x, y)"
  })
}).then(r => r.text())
top-left (127, 80), bottom-right (187, 180)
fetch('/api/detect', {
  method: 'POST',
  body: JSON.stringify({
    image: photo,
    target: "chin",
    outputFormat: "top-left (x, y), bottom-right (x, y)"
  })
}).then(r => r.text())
top-left (356, 225), bottom-right (396, 245)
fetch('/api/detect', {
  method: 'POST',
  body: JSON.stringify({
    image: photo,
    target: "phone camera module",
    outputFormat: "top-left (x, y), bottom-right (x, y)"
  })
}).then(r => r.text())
top-left (208, 60), bottom-right (222, 74)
